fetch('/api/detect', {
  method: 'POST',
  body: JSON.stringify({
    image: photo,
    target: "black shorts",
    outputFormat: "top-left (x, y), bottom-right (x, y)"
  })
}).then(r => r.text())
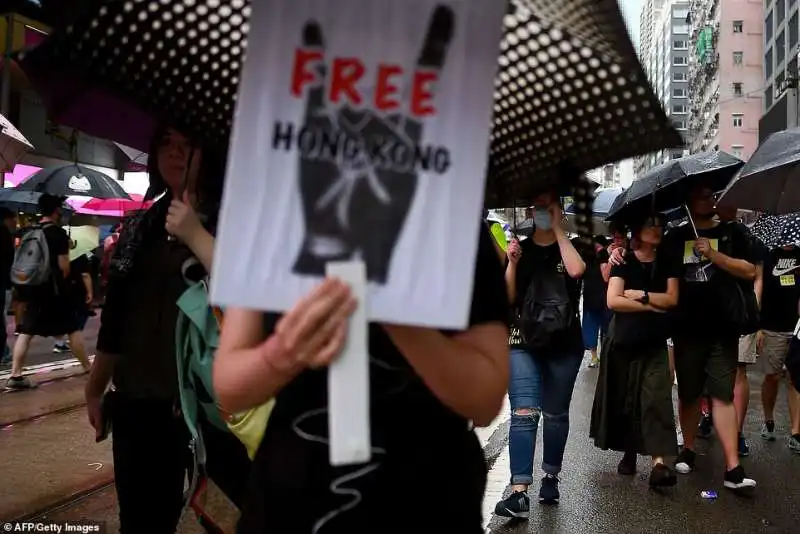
top-left (18, 294), bottom-right (80, 337)
top-left (673, 335), bottom-right (738, 403)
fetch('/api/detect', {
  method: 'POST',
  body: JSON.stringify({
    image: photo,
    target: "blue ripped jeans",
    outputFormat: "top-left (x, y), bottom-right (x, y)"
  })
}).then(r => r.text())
top-left (508, 346), bottom-right (583, 485)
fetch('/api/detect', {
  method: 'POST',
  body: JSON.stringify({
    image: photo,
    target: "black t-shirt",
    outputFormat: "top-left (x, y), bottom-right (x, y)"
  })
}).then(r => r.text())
top-left (583, 247), bottom-right (610, 311)
top-left (239, 225), bottom-right (508, 532)
top-left (17, 223), bottom-right (70, 300)
top-left (508, 237), bottom-right (583, 350)
top-left (66, 254), bottom-right (91, 306)
top-left (760, 247), bottom-right (800, 332)
top-left (0, 225), bottom-right (14, 289)
top-left (664, 221), bottom-right (758, 333)
top-left (609, 249), bottom-right (681, 347)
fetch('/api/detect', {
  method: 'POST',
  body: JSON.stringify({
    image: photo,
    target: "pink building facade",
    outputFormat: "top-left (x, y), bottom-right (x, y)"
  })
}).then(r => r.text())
top-left (688, 0), bottom-right (763, 160)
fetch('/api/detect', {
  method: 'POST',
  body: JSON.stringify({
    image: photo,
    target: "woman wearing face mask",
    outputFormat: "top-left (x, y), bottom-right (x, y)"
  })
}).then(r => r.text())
top-left (495, 191), bottom-right (586, 520)
top-left (590, 212), bottom-right (680, 487)
top-left (84, 125), bottom-right (250, 533)
top-left (215, 225), bottom-right (508, 533)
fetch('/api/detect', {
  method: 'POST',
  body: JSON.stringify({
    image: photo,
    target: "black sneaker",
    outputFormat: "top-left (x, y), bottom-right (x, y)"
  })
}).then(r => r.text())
top-left (675, 448), bottom-right (696, 474)
top-left (494, 491), bottom-right (530, 519)
top-left (738, 434), bottom-right (750, 457)
top-left (53, 343), bottom-right (71, 353)
top-left (723, 465), bottom-right (756, 492)
top-left (698, 413), bottom-right (713, 440)
top-left (5, 376), bottom-right (34, 390)
top-left (538, 474), bottom-right (560, 505)
top-left (760, 420), bottom-right (776, 441)
top-left (617, 451), bottom-right (637, 475)
top-left (648, 463), bottom-right (677, 487)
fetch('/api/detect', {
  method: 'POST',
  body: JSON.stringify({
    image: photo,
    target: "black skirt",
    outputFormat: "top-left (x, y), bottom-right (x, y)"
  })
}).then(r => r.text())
top-left (17, 292), bottom-right (79, 337)
top-left (590, 339), bottom-right (677, 457)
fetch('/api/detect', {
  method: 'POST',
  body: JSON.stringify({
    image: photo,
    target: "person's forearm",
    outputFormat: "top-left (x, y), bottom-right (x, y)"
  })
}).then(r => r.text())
top-left (186, 228), bottom-right (215, 273)
top-left (608, 296), bottom-right (657, 313)
top-left (647, 292), bottom-right (677, 309)
top-left (709, 251), bottom-right (755, 280)
top-left (384, 325), bottom-right (508, 426)
top-left (555, 229), bottom-right (585, 278)
top-left (82, 274), bottom-right (93, 299)
top-left (85, 351), bottom-right (117, 396)
top-left (505, 263), bottom-right (517, 304)
top-left (754, 265), bottom-right (763, 308)
top-left (600, 262), bottom-right (612, 283)
top-left (213, 337), bottom-right (300, 413)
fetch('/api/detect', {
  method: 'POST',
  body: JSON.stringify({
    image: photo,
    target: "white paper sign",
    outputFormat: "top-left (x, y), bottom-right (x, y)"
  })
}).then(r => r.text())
top-left (212, 0), bottom-right (504, 329)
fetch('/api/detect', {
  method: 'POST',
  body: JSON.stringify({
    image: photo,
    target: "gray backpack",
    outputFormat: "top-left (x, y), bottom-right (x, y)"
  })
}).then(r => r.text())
top-left (11, 224), bottom-right (54, 286)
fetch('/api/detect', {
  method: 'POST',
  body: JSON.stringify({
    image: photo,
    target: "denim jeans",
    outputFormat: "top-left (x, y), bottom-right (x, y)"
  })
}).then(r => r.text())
top-left (508, 345), bottom-right (583, 485)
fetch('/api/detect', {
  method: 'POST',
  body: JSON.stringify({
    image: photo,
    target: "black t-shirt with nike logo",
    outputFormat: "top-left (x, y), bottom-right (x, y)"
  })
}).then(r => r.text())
top-left (760, 247), bottom-right (800, 332)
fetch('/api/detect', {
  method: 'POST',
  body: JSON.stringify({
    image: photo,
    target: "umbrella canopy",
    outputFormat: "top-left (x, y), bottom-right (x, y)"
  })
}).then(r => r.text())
top-left (64, 225), bottom-right (100, 262)
top-left (717, 128), bottom-right (800, 214)
top-left (80, 194), bottom-right (153, 217)
top-left (0, 113), bottom-right (34, 173)
top-left (15, 163), bottom-right (130, 200)
top-left (607, 151), bottom-right (744, 222)
top-left (750, 213), bottom-right (800, 249)
top-left (0, 189), bottom-right (74, 216)
top-left (18, 0), bottom-right (679, 207)
top-left (566, 188), bottom-right (624, 217)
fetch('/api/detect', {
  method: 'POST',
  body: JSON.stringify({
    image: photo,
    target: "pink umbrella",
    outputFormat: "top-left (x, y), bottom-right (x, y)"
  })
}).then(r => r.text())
top-left (71, 194), bottom-right (152, 217)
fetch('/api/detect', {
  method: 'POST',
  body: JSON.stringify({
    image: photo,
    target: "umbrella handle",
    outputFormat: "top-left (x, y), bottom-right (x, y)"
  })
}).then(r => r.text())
top-left (683, 203), bottom-right (708, 282)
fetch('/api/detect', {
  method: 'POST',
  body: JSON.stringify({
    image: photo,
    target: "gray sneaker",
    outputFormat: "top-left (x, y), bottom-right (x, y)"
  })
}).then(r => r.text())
top-left (5, 375), bottom-right (34, 390)
top-left (761, 420), bottom-right (776, 442)
top-left (789, 434), bottom-right (800, 454)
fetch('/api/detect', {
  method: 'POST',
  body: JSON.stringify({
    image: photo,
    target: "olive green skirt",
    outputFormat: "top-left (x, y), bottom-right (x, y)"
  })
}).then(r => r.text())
top-left (590, 339), bottom-right (678, 457)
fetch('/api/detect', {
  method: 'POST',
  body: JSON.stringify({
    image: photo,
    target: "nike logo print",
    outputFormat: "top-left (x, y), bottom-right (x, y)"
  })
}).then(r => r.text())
top-left (772, 266), bottom-right (798, 277)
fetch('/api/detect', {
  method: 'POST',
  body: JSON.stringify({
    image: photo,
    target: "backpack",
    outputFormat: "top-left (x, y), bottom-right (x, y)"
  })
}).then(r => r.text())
top-left (176, 275), bottom-right (274, 532)
top-left (11, 224), bottom-right (54, 286)
top-left (715, 223), bottom-right (760, 335)
top-left (519, 269), bottom-right (575, 349)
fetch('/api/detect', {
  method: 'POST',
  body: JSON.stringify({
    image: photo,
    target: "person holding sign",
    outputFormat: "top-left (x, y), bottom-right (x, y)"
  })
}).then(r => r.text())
top-left (495, 190), bottom-right (586, 520)
top-left (214, 226), bottom-right (508, 533)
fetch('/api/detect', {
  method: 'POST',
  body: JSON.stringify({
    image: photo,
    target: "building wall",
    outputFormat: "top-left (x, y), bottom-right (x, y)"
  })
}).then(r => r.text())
top-left (717, 0), bottom-right (763, 160)
top-left (763, 0), bottom-right (800, 113)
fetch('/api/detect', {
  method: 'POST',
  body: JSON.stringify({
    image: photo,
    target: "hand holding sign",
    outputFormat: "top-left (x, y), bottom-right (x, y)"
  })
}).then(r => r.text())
top-left (287, 7), bottom-right (455, 285)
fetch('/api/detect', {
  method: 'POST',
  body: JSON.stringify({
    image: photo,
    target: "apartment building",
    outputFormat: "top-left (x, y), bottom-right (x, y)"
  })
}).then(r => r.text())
top-left (760, 0), bottom-right (800, 142)
top-left (687, 0), bottom-right (763, 159)
top-left (635, 1), bottom-right (692, 179)
top-left (587, 160), bottom-right (635, 189)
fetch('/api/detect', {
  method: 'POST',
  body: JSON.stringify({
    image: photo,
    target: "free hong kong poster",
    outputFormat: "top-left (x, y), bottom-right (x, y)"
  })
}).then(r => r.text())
top-left (212, 0), bottom-right (504, 329)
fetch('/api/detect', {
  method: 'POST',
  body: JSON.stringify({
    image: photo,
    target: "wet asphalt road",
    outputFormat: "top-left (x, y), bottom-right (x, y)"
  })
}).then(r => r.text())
top-left (481, 359), bottom-right (799, 534)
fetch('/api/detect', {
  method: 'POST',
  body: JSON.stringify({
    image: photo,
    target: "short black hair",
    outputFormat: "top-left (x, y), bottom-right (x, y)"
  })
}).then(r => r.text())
top-left (38, 193), bottom-right (65, 217)
top-left (0, 207), bottom-right (14, 220)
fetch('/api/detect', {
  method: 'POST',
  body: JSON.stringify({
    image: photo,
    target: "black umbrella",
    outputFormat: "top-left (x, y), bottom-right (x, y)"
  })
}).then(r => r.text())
top-left (606, 151), bottom-right (744, 221)
top-left (0, 189), bottom-right (74, 216)
top-left (18, 0), bottom-right (679, 208)
top-left (751, 213), bottom-right (800, 249)
top-left (14, 163), bottom-right (130, 199)
top-left (718, 128), bottom-right (800, 214)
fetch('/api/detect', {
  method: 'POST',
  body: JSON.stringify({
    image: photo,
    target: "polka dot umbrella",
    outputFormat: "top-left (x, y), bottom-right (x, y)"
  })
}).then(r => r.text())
top-left (17, 0), bottom-right (680, 211)
top-left (751, 212), bottom-right (800, 249)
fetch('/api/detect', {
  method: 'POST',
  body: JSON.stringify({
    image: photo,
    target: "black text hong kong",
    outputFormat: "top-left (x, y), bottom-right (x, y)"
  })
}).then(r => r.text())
top-left (271, 48), bottom-right (452, 175)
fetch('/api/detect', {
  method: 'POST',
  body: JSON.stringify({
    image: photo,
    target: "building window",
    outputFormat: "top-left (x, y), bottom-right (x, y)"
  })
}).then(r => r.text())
top-left (789, 57), bottom-right (798, 78)
top-left (732, 82), bottom-right (743, 96)
top-left (766, 85), bottom-right (774, 109)
top-left (672, 119), bottom-right (687, 130)
top-left (766, 47), bottom-right (774, 80)
top-left (732, 113), bottom-right (743, 127)
top-left (732, 20), bottom-right (743, 33)
top-left (673, 40), bottom-right (688, 50)
top-left (672, 71), bottom-right (687, 81)
top-left (673, 22), bottom-right (689, 34)
top-left (731, 145), bottom-right (744, 158)
top-left (766, 11), bottom-right (773, 43)
top-left (673, 7), bottom-right (689, 19)
top-left (777, 0), bottom-right (786, 27)
top-left (777, 30), bottom-right (786, 64)
top-left (673, 56), bottom-right (688, 66)
top-left (791, 12), bottom-right (799, 50)
top-left (672, 104), bottom-right (687, 114)
top-left (733, 51), bottom-right (743, 65)
top-left (673, 88), bottom-right (687, 98)
top-left (670, 152), bottom-right (683, 160)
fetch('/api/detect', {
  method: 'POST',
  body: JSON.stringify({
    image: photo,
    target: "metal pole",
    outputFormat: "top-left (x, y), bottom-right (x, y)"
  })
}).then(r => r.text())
top-left (1, 13), bottom-right (13, 189)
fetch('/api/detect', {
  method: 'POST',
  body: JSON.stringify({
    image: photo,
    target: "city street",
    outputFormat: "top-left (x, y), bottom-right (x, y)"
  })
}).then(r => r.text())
top-left (2, 349), bottom-right (797, 533)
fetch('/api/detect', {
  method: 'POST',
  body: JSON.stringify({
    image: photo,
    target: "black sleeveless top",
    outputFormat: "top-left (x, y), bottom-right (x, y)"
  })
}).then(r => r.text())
top-left (237, 226), bottom-right (508, 534)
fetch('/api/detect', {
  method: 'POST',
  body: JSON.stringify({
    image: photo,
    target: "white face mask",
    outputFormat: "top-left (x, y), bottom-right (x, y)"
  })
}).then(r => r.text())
top-left (533, 208), bottom-right (552, 230)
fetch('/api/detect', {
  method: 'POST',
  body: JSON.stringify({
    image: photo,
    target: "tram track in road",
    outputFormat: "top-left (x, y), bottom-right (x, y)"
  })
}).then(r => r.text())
top-left (17, 480), bottom-right (116, 523)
